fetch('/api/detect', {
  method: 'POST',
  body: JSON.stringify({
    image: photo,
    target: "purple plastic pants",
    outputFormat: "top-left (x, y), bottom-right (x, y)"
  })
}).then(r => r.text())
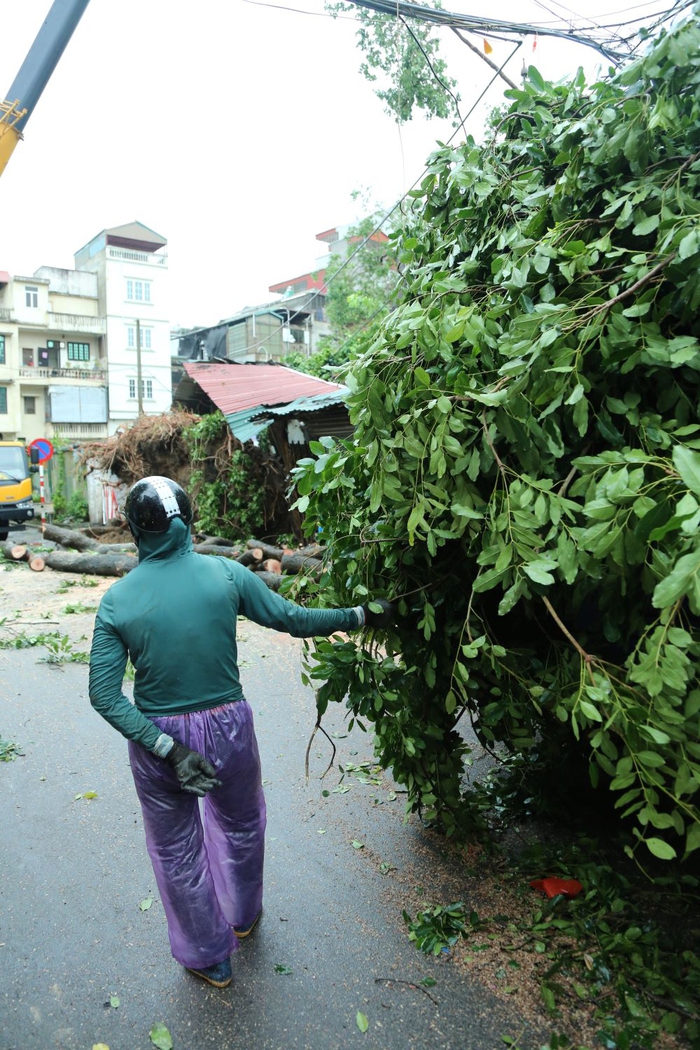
top-left (128, 700), bottom-right (266, 970)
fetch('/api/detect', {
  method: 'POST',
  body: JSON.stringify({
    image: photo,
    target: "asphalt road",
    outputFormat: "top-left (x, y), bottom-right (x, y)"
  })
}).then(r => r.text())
top-left (0, 538), bottom-right (544, 1050)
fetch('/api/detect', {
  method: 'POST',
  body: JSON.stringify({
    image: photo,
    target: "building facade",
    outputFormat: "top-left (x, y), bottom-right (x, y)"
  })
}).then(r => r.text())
top-left (75, 221), bottom-right (172, 433)
top-left (0, 268), bottom-right (107, 443)
top-left (0, 220), bottom-right (172, 444)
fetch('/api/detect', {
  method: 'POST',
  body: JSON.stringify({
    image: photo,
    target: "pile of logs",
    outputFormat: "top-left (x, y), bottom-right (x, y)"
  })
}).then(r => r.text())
top-left (2, 526), bottom-right (325, 591)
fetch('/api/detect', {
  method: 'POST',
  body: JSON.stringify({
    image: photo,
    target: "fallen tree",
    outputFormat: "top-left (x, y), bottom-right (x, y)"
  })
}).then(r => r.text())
top-left (45, 550), bottom-right (137, 577)
top-left (79, 410), bottom-right (296, 541)
top-left (292, 13), bottom-right (700, 865)
top-left (33, 528), bottom-right (327, 584)
top-left (44, 523), bottom-right (136, 555)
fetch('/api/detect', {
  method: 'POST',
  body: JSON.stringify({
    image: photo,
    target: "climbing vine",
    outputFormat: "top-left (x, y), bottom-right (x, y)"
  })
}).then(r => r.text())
top-left (293, 11), bottom-right (700, 864)
top-left (183, 412), bottom-right (289, 540)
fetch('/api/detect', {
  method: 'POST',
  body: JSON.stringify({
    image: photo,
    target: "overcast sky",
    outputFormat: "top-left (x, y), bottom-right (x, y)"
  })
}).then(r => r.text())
top-left (0, 0), bottom-right (673, 328)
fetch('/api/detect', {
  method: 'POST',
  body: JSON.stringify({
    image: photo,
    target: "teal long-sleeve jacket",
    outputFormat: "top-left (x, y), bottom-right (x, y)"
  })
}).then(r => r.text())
top-left (88, 518), bottom-right (364, 754)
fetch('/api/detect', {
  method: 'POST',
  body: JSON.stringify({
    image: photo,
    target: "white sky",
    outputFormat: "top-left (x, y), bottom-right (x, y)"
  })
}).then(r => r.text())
top-left (0, 0), bottom-right (673, 328)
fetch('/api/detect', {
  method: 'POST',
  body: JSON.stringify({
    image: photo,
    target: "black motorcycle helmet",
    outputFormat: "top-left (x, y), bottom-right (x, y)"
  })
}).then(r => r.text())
top-left (123, 476), bottom-right (193, 537)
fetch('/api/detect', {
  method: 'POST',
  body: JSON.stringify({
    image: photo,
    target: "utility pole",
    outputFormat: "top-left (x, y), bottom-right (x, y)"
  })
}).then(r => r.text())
top-left (135, 318), bottom-right (144, 416)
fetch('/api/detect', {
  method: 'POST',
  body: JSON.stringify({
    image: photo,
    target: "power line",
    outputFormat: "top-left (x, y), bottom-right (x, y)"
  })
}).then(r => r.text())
top-left (344, 0), bottom-right (630, 61)
top-left (320, 40), bottom-right (523, 299)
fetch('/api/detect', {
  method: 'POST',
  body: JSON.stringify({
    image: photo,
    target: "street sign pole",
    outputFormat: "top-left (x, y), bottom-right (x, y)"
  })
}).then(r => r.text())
top-left (28, 439), bottom-right (54, 534)
top-left (39, 462), bottom-right (45, 532)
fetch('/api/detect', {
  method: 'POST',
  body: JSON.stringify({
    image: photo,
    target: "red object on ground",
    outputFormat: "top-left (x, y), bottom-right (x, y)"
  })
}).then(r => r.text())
top-left (530, 877), bottom-right (583, 899)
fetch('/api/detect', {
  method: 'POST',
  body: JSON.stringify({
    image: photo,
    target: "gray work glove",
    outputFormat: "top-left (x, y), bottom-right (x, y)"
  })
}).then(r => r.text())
top-left (363, 599), bottom-right (396, 628)
top-left (165, 742), bottom-right (222, 796)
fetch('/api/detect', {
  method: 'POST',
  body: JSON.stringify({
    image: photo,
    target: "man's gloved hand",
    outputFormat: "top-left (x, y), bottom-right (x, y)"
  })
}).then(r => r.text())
top-left (363, 599), bottom-right (396, 628)
top-left (165, 742), bottom-right (222, 796)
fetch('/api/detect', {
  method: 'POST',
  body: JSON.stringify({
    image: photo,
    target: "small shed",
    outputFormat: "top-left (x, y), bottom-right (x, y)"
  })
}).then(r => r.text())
top-left (251, 389), bottom-right (351, 474)
top-left (173, 361), bottom-right (349, 446)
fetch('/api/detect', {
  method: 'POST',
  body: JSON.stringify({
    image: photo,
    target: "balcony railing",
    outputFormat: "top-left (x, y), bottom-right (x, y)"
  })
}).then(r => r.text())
top-left (0, 307), bottom-right (12, 321)
top-left (49, 312), bottom-right (106, 333)
top-left (19, 366), bottom-right (107, 381)
top-left (51, 423), bottom-right (108, 438)
top-left (108, 247), bottom-right (168, 266)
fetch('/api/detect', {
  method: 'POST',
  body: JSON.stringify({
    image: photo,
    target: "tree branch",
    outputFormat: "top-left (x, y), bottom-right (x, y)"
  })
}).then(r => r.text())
top-left (451, 28), bottom-right (518, 90)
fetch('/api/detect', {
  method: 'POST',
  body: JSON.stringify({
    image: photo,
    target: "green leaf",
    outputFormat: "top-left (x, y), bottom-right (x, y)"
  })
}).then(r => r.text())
top-left (109, 996), bottom-right (120, 1009)
top-left (673, 445), bottom-right (700, 495)
top-left (685, 822), bottom-right (700, 855)
top-left (356, 1011), bottom-right (369, 1033)
top-left (645, 837), bottom-right (677, 861)
top-left (578, 701), bottom-right (603, 722)
top-left (139, 897), bottom-right (153, 912)
top-left (149, 1024), bottom-right (173, 1050)
top-left (640, 726), bottom-right (670, 744)
top-left (522, 562), bottom-right (555, 586)
top-left (652, 547), bottom-right (700, 608)
top-left (274, 964), bottom-right (293, 975)
top-left (352, 840), bottom-right (365, 849)
top-left (679, 230), bottom-right (700, 260)
top-left (632, 213), bottom-right (659, 236)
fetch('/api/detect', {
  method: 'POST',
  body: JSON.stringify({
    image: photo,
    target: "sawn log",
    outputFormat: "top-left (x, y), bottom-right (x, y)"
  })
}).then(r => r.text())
top-left (44, 550), bottom-right (137, 577)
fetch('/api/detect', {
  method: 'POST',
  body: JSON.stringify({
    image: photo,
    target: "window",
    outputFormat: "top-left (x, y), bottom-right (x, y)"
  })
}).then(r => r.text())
top-left (67, 342), bottom-right (90, 361)
top-left (0, 335), bottom-right (5, 364)
top-left (25, 286), bottom-right (38, 308)
top-left (127, 326), bottom-right (152, 349)
top-left (0, 387), bottom-right (7, 413)
top-left (128, 378), bottom-right (153, 399)
top-left (23, 396), bottom-right (36, 415)
top-left (126, 279), bottom-right (151, 303)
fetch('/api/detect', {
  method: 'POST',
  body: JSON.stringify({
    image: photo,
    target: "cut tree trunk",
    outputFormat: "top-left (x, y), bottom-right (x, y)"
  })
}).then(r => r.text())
top-left (44, 523), bottom-right (136, 554)
top-left (44, 524), bottom-right (102, 551)
top-left (28, 555), bottom-right (45, 572)
top-left (237, 548), bottom-right (263, 568)
top-left (261, 558), bottom-right (282, 574)
top-left (254, 571), bottom-right (282, 591)
top-left (193, 544), bottom-right (244, 559)
top-left (45, 550), bottom-right (137, 577)
top-left (297, 543), bottom-right (325, 559)
top-left (246, 539), bottom-right (285, 561)
top-left (195, 535), bottom-right (237, 548)
top-left (10, 545), bottom-right (28, 561)
top-left (281, 554), bottom-right (322, 575)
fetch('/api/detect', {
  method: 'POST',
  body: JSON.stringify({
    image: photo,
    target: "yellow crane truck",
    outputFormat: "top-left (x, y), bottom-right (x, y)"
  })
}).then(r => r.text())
top-left (1, 1), bottom-right (91, 177)
top-left (0, 441), bottom-right (39, 542)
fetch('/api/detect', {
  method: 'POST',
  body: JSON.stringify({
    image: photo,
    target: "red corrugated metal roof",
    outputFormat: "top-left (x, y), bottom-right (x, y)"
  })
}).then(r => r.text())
top-left (183, 362), bottom-right (342, 417)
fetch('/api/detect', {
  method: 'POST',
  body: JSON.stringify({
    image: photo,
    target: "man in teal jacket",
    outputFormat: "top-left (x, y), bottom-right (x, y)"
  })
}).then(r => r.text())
top-left (89, 476), bottom-right (392, 988)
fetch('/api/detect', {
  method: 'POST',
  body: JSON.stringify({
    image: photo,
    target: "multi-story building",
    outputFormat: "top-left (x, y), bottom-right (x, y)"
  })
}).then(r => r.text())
top-left (0, 267), bottom-right (107, 443)
top-left (0, 221), bottom-right (172, 445)
top-left (75, 221), bottom-right (172, 432)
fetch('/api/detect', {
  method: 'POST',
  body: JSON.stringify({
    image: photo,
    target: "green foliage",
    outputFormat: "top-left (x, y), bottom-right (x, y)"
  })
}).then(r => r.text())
top-left (509, 836), bottom-right (700, 1047)
top-left (0, 737), bottom-right (23, 761)
top-left (293, 13), bottom-right (700, 861)
top-left (404, 902), bottom-right (480, 954)
top-left (38, 633), bottom-right (89, 665)
top-left (66, 491), bottom-right (88, 521)
top-left (284, 207), bottom-right (401, 380)
top-left (327, 2), bottom-right (459, 122)
top-left (51, 446), bottom-right (88, 522)
top-left (0, 629), bottom-right (88, 664)
top-left (0, 630), bottom-right (62, 650)
top-left (184, 412), bottom-right (265, 539)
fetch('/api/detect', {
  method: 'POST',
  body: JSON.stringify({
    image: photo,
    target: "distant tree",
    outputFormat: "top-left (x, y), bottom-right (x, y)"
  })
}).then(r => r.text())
top-left (327, 2), bottom-right (459, 123)
top-left (284, 207), bottom-right (401, 380)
